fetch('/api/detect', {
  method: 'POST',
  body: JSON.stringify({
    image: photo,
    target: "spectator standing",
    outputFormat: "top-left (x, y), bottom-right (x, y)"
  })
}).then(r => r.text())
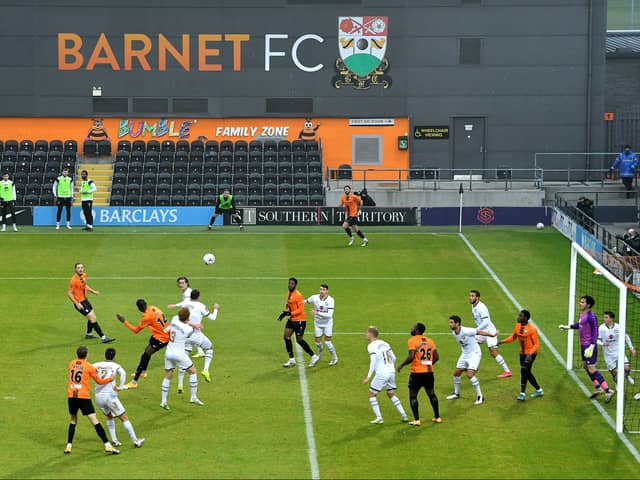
top-left (0, 171), bottom-right (18, 232)
top-left (79, 170), bottom-right (97, 231)
top-left (610, 145), bottom-right (639, 198)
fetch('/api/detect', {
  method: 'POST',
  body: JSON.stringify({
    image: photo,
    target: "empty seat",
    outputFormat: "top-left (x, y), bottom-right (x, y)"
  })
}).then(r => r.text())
top-left (309, 172), bottom-right (323, 185)
top-left (173, 161), bottom-right (187, 174)
top-left (248, 162), bottom-right (262, 175)
top-left (203, 162), bottom-right (217, 175)
top-left (218, 162), bottom-right (232, 175)
top-left (204, 152), bottom-right (219, 165)
top-left (294, 183), bottom-right (308, 195)
top-left (131, 151), bottom-right (145, 164)
top-left (264, 140), bottom-right (277, 153)
top-left (278, 173), bottom-right (293, 185)
top-left (249, 151), bottom-right (262, 164)
top-left (156, 194), bottom-right (170, 206)
top-left (13, 171), bottom-right (28, 184)
top-left (234, 151), bottom-right (248, 163)
top-left (132, 140), bottom-right (146, 152)
top-left (141, 194), bottom-right (155, 206)
top-left (292, 140), bottom-right (305, 152)
top-left (278, 140), bottom-right (291, 153)
top-left (294, 194), bottom-right (308, 206)
top-left (97, 140), bottom-right (112, 156)
top-left (127, 172), bottom-right (142, 185)
top-left (308, 162), bottom-right (322, 174)
top-left (141, 184), bottom-right (156, 196)
top-left (171, 195), bottom-right (185, 206)
top-left (147, 140), bottom-right (161, 152)
top-left (233, 184), bottom-right (248, 196)
top-left (263, 194), bottom-right (278, 206)
top-left (309, 184), bottom-right (324, 196)
top-left (203, 183), bottom-right (217, 196)
top-left (173, 172), bottom-right (187, 185)
top-left (263, 183), bottom-right (277, 196)
top-left (19, 140), bottom-right (33, 152)
top-left (234, 194), bottom-right (246, 206)
top-left (161, 140), bottom-right (175, 152)
top-left (293, 152), bottom-right (307, 163)
top-left (205, 140), bottom-right (219, 153)
top-left (116, 151), bottom-right (130, 164)
top-left (190, 140), bottom-right (205, 152)
top-left (145, 150), bottom-right (160, 163)
top-left (117, 140), bottom-right (132, 152)
top-left (110, 194), bottom-right (124, 206)
top-left (203, 173), bottom-right (217, 185)
top-left (249, 140), bottom-right (263, 153)
top-left (26, 183), bottom-right (42, 195)
top-left (248, 184), bottom-right (262, 196)
top-left (233, 174), bottom-right (248, 185)
top-left (293, 172), bottom-right (308, 184)
top-left (30, 161), bottom-right (45, 174)
top-left (4, 140), bottom-right (18, 152)
top-left (34, 140), bottom-right (48, 152)
top-left (235, 140), bottom-right (248, 152)
top-left (171, 184), bottom-right (186, 196)
top-left (202, 194), bottom-right (216, 205)
top-left (248, 194), bottom-right (262, 206)
top-left (187, 174), bottom-right (202, 186)
top-left (48, 150), bottom-right (62, 163)
top-left (142, 173), bottom-right (158, 185)
top-left (278, 183), bottom-right (293, 196)
top-left (264, 152), bottom-right (277, 164)
top-left (125, 194), bottom-right (140, 206)
top-left (143, 162), bottom-right (158, 174)
top-left (159, 161), bottom-right (173, 174)
top-left (233, 163), bottom-right (248, 176)
top-left (160, 151), bottom-right (174, 163)
top-left (188, 161), bottom-right (203, 174)
top-left (23, 194), bottom-right (39, 206)
top-left (176, 140), bottom-right (190, 152)
top-left (83, 141), bottom-right (98, 156)
top-left (278, 152), bottom-right (292, 164)
top-left (220, 140), bottom-right (234, 152)
top-left (15, 161), bottom-right (29, 174)
top-left (187, 184), bottom-right (202, 196)
top-left (111, 184), bottom-right (125, 196)
top-left (218, 173), bottom-right (232, 186)
top-left (156, 184), bottom-right (171, 196)
top-left (248, 173), bottom-right (262, 186)
top-left (310, 194), bottom-right (324, 206)
top-left (187, 194), bottom-right (201, 206)
top-left (305, 140), bottom-right (319, 152)
top-left (40, 193), bottom-right (55, 206)
top-left (308, 152), bottom-right (321, 163)
top-left (44, 171), bottom-right (58, 184)
top-left (126, 184), bottom-right (141, 196)
top-left (189, 151), bottom-right (204, 163)
top-left (112, 172), bottom-right (127, 185)
top-left (175, 151), bottom-right (188, 164)
top-left (278, 162), bottom-right (292, 176)
top-left (278, 194), bottom-right (292, 206)
top-left (263, 162), bottom-right (277, 175)
top-left (49, 140), bottom-right (64, 152)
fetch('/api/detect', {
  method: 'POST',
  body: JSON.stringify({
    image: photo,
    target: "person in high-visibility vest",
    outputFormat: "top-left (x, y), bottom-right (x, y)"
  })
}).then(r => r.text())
top-left (207, 188), bottom-right (244, 231)
top-left (53, 167), bottom-right (74, 230)
top-left (79, 170), bottom-right (97, 231)
top-left (0, 171), bottom-right (18, 232)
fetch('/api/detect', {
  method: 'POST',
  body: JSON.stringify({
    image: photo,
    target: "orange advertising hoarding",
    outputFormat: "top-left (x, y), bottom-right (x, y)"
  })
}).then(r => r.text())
top-left (0, 117), bottom-right (409, 179)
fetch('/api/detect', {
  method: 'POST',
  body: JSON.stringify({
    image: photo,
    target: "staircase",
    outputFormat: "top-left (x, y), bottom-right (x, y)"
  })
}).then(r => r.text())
top-left (73, 163), bottom-right (113, 206)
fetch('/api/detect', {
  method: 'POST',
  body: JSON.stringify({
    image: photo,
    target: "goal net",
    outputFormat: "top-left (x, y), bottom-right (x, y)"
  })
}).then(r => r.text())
top-left (568, 242), bottom-right (640, 433)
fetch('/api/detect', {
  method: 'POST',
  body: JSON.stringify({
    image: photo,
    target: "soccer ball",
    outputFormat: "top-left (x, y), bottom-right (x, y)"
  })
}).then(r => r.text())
top-left (536, 222), bottom-right (544, 230)
top-left (202, 253), bottom-right (216, 265)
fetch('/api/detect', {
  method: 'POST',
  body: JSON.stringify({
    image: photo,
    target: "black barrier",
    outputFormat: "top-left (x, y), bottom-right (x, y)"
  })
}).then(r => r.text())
top-left (252, 207), bottom-right (417, 226)
top-left (4, 206), bottom-right (33, 226)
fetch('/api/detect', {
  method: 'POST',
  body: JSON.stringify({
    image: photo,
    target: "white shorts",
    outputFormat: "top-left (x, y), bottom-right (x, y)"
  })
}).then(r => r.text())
top-left (314, 321), bottom-right (333, 338)
top-left (476, 330), bottom-right (498, 348)
top-left (95, 392), bottom-right (125, 417)
top-left (165, 349), bottom-right (193, 371)
top-left (605, 354), bottom-right (630, 371)
top-left (456, 351), bottom-right (482, 371)
top-left (369, 371), bottom-right (397, 393)
top-left (187, 330), bottom-right (212, 350)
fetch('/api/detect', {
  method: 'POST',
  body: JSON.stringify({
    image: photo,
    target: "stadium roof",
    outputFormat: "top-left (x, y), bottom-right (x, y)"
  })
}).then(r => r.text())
top-left (607, 30), bottom-right (640, 57)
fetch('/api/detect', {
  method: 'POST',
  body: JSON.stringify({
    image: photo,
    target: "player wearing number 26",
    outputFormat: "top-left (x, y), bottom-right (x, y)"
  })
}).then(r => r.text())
top-left (397, 323), bottom-right (440, 426)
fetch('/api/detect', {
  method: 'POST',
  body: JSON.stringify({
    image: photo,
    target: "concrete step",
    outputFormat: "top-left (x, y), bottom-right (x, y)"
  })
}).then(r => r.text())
top-left (73, 163), bottom-right (114, 206)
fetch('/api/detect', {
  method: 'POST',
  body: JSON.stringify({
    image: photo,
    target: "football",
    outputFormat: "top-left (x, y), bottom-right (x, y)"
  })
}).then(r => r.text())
top-left (203, 253), bottom-right (216, 265)
top-left (536, 222), bottom-right (544, 230)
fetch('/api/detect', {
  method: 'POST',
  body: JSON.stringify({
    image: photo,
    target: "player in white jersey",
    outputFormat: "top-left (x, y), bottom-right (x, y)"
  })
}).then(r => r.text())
top-left (446, 315), bottom-right (496, 405)
top-left (168, 276), bottom-right (204, 358)
top-left (93, 348), bottom-right (145, 448)
top-left (304, 284), bottom-right (338, 366)
top-left (362, 326), bottom-right (408, 424)
top-left (174, 289), bottom-right (219, 388)
top-left (469, 290), bottom-right (512, 378)
top-left (598, 311), bottom-right (636, 386)
top-left (160, 308), bottom-right (203, 409)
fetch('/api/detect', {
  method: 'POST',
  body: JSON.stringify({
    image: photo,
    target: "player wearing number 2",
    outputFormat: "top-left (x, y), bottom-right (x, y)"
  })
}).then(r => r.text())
top-left (115, 299), bottom-right (169, 389)
top-left (397, 322), bottom-right (440, 426)
top-left (362, 326), bottom-right (408, 424)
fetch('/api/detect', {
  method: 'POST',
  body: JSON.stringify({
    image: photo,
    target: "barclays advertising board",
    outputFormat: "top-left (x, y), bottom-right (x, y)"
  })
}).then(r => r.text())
top-left (33, 206), bottom-right (222, 226)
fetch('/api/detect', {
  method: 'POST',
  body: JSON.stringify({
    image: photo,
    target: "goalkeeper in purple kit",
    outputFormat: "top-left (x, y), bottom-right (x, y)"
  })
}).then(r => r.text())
top-left (559, 295), bottom-right (614, 402)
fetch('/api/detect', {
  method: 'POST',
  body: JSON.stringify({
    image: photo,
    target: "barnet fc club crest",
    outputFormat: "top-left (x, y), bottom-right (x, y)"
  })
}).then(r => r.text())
top-left (333, 16), bottom-right (392, 90)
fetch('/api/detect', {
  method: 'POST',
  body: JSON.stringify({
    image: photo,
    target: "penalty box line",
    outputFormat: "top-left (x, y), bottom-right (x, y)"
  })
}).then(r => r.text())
top-left (459, 232), bottom-right (640, 464)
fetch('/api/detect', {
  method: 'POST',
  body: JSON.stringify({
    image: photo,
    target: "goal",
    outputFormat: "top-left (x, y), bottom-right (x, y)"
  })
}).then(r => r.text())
top-left (567, 242), bottom-right (640, 433)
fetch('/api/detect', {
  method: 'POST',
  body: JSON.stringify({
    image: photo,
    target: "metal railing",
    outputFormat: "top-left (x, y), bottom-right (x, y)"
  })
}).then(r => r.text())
top-left (533, 152), bottom-right (620, 184)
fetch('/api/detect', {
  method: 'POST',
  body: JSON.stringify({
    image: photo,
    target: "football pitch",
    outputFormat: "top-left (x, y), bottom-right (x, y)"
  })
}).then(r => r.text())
top-left (2, 226), bottom-right (640, 479)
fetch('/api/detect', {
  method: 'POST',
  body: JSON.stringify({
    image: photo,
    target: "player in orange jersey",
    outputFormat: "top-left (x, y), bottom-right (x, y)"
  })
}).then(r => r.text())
top-left (278, 277), bottom-right (319, 368)
top-left (339, 185), bottom-right (368, 247)
top-left (116, 299), bottom-right (170, 389)
top-left (498, 310), bottom-right (543, 401)
top-left (65, 345), bottom-right (120, 455)
top-left (398, 322), bottom-right (441, 426)
top-left (67, 262), bottom-right (114, 343)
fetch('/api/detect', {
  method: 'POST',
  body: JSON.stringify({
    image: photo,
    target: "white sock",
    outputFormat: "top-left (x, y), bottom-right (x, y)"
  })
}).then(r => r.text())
top-left (106, 419), bottom-right (117, 443)
top-left (178, 370), bottom-right (185, 389)
top-left (315, 342), bottom-right (323, 357)
top-left (122, 419), bottom-right (138, 443)
top-left (161, 378), bottom-right (170, 403)
top-left (470, 375), bottom-right (482, 396)
top-left (189, 373), bottom-right (198, 400)
top-left (197, 346), bottom-right (205, 355)
top-left (369, 397), bottom-right (382, 418)
top-left (495, 354), bottom-right (510, 372)
top-left (390, 395), bottom-right (407, 417)
top-left (203, 349), bottom-right (214, 372)
top-left (325, 341), bottom-right (337, 357)
top-left (453, 376), bottom-right (461, 395)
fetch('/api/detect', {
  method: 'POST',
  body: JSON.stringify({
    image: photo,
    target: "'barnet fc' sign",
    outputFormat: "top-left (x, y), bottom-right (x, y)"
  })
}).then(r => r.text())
top-left (333, 16), bottom-right (391, 90)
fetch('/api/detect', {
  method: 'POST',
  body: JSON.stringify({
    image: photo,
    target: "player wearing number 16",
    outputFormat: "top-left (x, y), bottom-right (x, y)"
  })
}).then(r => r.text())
top-left (116, 299), bottom-right (169, 389)
top-left (397, 322), bottom-right (440, 426)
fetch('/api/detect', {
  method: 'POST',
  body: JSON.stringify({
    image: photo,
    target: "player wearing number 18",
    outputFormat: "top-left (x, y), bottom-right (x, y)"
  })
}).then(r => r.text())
top-left (397, 323), bottom-right (440, 426)
top-left (116, 299), bottom-right (169, 389)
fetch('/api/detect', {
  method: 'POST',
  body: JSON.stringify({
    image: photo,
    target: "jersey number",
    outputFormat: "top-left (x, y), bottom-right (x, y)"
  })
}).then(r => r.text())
top-left (70, 366), bottom-right (83, 383)
top-left (381, 349), bottom-right (393, 364)
top-left (156, 314), bottom-right (167, 329)
top-left (418, 342), bottom-right (432, 366)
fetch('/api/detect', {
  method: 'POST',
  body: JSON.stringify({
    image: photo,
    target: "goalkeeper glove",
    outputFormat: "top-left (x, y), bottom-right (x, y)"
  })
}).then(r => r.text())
top-left (584, 344), bottom-right (595, 358)
top-left (558, 324), bottom-right (570, 330)
top-left (277, 311), bottom-right (289, 321)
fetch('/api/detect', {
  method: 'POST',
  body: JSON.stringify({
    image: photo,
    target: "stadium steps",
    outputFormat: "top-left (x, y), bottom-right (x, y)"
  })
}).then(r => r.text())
top-left (73, 163), bottom-right (113, 206)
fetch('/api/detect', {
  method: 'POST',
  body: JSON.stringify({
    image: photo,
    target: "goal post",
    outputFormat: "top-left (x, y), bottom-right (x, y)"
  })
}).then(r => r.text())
top-left (568, 242), bottom-right (628, 433)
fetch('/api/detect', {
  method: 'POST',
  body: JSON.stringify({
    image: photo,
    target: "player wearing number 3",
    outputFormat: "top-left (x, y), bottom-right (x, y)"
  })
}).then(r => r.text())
top-left (397, 322), bottom-right (441, 426)
top-left (559, 295), bottom-right (614, 402)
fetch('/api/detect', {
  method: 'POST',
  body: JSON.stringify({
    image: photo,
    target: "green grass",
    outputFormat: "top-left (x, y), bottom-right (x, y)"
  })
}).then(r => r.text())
top-left (2, 226), bottom-right (640, 479)
top-left (608, 0), bottom-right (640, 30)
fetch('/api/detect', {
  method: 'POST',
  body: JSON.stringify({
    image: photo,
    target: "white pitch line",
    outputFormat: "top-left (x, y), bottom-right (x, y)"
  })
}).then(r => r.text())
top-left (294, 344), bottom-right (320, 480)
top-left (459, 232), bottom-right (640, 464)
top-left (3, 276), bottom-right (492, 281)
